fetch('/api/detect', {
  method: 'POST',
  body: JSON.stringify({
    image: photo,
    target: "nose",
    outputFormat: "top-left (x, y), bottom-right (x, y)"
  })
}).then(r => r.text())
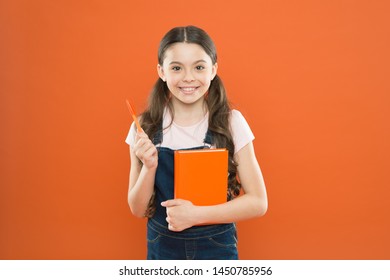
top-left (183, 70), bottom-right (195, 82)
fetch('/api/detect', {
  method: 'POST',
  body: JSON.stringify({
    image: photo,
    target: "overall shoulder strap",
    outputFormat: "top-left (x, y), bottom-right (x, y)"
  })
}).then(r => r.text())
top-left (203, 129), bottom-right (214, 147)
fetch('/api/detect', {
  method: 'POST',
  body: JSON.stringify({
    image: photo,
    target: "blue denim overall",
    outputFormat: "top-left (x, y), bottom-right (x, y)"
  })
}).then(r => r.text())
top-left (146, 127), bottom-right (238, 260)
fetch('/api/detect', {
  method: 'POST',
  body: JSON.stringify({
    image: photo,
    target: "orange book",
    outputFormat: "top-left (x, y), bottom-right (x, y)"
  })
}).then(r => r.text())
top-left (174, 148), bottom-right (228, 206)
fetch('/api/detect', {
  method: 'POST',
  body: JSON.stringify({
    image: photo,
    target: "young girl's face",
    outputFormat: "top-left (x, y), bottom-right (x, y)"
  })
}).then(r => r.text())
top-left (158, 42), bottom-right (217, 106)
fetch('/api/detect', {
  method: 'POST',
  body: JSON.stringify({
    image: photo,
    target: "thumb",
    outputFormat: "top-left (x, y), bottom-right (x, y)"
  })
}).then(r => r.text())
top-left (161, 199), bottom-right (182, 208)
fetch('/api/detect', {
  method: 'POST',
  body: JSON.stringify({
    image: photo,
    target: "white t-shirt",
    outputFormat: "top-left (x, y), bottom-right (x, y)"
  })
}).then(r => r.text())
top-left (125, 109), bottom-right (254, 154)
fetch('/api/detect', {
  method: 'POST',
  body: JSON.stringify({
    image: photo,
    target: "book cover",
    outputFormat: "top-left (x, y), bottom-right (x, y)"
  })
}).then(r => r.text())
top-left (174, 148), bottom-right (228, 206)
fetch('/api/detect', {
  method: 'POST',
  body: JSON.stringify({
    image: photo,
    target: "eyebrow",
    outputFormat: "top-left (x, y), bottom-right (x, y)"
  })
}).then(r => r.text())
top-left (169, 59), bottom-right (208, 65)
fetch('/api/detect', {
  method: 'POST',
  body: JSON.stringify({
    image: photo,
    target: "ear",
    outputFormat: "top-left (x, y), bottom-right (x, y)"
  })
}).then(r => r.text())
top-left (157, 64), bottom-right (166, 82)
top-left (211, 62), bottom-right (218, 80)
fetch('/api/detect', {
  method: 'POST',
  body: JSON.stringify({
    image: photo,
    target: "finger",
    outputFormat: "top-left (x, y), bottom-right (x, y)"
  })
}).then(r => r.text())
top-left (134, 139), bottom-right (154, 158)
top-left (137, 145), bottom-right (157, 164)
top-left (134, 136), bottom-right (149, 149)
top-left (135, 130), bottom-right (147, 141)
top-left (161, 199), bottom-right (182, 208)
top-left (168, 224), bottom-right (181, 232)
top-left (161, 200), bottom-right (171, 207)
top-left (137, 140), bottom-right (156, 156)
top-left (166, 218), bottom-right (176, 231)
top-left (143, 144), bottom-right (157, 157)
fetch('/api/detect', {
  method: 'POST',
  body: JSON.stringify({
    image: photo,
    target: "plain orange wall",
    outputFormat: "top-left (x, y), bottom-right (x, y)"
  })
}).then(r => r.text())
top-left (1, 0), bottom-right (389, 259)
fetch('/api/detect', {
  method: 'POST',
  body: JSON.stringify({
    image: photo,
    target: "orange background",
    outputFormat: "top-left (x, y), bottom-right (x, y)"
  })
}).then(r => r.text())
top-left (1, 0), bottom-right (389, 259)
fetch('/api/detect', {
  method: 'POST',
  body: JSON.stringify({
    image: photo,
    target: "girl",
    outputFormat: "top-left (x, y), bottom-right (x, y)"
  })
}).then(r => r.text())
top-left (126, 26), bottom-right (267, 260)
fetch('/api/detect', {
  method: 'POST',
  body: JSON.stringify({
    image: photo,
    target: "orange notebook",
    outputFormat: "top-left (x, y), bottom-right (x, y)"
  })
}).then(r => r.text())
top-left (174, 148), bottom-right (228, 206)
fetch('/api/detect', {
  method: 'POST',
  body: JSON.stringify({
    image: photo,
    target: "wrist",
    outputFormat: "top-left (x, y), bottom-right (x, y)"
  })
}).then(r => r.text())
top-left (141, 164), bottom-right (158, 175)
top-left (193, 205), bottom-right (209, 225)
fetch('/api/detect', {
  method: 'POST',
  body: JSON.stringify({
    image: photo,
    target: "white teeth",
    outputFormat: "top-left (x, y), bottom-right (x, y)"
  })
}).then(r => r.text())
top-left (181, 87), bottom-right (196, 93)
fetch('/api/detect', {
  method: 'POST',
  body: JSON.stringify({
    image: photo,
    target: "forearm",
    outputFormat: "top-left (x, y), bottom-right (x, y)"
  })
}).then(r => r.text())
top-left (128, 165), bottom-right (157, 217)
top-left (194, 193), bottom-right (267, 225)
top-left (194, 141), bottom-right (268, 225)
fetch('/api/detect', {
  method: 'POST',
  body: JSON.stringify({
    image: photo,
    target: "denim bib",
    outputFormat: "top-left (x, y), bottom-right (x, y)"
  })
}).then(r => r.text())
top-left (146, 126), bottom-right (238, 260)
top-left (150, 127), bottom-right (214, 227)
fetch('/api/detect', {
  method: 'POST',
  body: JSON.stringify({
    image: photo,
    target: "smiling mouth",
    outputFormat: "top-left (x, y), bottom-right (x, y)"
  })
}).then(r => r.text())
top-left (179, 87), bottom-right (199, 94)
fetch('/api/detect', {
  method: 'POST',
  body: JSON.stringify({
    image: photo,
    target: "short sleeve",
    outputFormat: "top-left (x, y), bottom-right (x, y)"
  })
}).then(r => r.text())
top-left (125, 121), bottom-right (137, 148)
top-left (230, 109), bottom-right (255, 154)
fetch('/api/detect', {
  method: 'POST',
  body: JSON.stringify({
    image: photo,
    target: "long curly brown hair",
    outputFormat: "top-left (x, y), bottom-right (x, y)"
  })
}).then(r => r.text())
top-left (139, 26), bottom-right (241, 217)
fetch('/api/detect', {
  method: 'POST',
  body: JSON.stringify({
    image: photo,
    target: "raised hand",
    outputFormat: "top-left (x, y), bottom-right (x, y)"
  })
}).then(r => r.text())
top-left (133, 130), bottom-right (158, 170)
